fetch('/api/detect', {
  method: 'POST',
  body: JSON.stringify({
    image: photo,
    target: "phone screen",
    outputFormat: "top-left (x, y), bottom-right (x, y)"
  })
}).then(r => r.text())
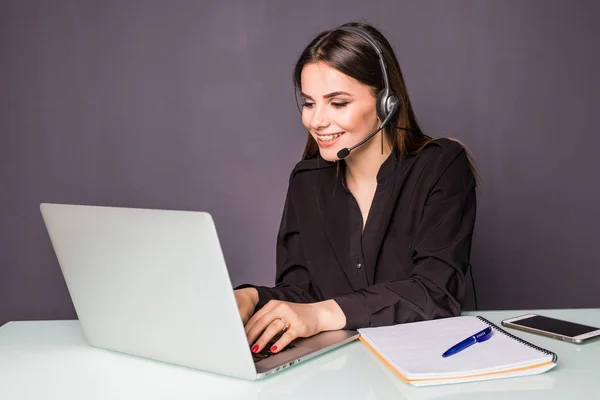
top-left (513, 315), bottom-right (598, 337)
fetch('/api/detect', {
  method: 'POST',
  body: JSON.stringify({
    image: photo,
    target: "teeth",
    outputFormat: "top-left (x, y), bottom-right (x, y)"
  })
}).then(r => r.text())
top-left (319, 133), bottom-right (343, 142)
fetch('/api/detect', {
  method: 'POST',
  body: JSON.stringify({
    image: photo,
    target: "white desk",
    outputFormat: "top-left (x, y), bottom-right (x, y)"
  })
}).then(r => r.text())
top-left (1, 309), bottom-right (599, 399)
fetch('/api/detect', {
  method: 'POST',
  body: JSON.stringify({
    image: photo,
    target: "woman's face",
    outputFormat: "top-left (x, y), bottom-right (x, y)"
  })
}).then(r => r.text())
top-left (300, 62), bottom-right (379, 161)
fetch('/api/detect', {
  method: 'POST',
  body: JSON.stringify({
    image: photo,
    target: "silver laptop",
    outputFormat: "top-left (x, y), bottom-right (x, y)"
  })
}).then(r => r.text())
top-left (40, 203), bottom-right (358, 380)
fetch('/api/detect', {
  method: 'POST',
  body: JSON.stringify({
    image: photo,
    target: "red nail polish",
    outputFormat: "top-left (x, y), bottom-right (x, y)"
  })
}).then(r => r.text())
top-left (270, 345), bottom-right (277, 352)
top-left (251, 345), bottom-right (259, 353)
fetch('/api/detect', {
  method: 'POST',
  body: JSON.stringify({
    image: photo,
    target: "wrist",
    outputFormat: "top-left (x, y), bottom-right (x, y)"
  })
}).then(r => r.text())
top-left (314, 299), bottom-right (347, 332)
top-left (243, 287), bottom-right (259, 308)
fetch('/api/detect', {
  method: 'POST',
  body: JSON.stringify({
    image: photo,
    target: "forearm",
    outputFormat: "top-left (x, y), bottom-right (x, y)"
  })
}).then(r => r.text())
top-left (334, 262), bottom-right (465, 329)
top-left (237, 287), bottom-right (259, 308)
top-left (313, 299), bottom-right (347, 332)
top-left (245, 281), bottom-right (318, 312)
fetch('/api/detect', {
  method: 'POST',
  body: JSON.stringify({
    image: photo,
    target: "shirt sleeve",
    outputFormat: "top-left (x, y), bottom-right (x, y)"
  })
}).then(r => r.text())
top-left (237, 183), bottom-right (319, 312)
top-left (333, 148), bottom-right (477, 329)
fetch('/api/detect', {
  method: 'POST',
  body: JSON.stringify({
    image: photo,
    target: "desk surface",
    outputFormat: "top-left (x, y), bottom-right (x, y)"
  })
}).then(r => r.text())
top-left (1, 309), bottom-right (599, 399)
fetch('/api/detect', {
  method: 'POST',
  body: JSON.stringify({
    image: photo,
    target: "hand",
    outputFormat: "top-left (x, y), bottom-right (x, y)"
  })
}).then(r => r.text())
top-left (245, 299), bottom-right (346, 354)
top-left (234, 288), bottom-right (259, 325)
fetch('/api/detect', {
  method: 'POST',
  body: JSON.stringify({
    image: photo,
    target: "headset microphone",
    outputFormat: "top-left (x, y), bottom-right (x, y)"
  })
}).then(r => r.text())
top-left (334, 25), bottom-right (401, 160)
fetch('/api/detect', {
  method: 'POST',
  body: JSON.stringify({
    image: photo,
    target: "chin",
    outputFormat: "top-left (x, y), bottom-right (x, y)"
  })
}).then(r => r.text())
top-left (318, 147), bottom-right (342, 162)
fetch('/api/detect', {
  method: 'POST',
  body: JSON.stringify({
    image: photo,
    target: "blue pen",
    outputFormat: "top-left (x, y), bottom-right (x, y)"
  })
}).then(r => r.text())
top-left (442, 326), bottom-right (493, 358)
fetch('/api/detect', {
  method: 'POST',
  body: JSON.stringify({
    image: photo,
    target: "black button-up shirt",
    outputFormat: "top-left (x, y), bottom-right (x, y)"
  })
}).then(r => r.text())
top-left (249, 138), bottom-right (477, 329)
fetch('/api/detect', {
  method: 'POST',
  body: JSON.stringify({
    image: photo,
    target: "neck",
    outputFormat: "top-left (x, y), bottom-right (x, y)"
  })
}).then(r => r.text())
top-left (344, 131), bottom-right (392, 184)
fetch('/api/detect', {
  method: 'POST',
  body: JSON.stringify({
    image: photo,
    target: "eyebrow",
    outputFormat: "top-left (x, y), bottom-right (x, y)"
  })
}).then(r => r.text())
top-left (301, 91), bottom-right (353, 100)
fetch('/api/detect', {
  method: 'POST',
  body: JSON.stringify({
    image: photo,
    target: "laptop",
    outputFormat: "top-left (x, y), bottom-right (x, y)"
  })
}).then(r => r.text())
top-left (39, 203), bottom-right (358, 380)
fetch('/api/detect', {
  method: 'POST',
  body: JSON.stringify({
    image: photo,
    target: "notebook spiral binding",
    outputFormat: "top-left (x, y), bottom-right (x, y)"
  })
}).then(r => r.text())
top-left (476, 316), bottom-right (558, 363)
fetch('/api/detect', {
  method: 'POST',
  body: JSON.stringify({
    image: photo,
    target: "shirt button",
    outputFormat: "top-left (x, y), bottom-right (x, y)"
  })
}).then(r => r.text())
top-left (357, 263), bottom-right (362, 269)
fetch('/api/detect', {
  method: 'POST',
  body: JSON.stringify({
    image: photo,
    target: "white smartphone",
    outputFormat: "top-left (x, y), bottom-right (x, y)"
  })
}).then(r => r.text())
top-left (501, 313), bottom-right (600, 344)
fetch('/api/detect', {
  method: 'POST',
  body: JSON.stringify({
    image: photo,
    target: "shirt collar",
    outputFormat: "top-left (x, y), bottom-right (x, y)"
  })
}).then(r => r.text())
top-left (376, 147), bottom-right (402, 182)
top-left (339, 147), bottom-right (401, 189)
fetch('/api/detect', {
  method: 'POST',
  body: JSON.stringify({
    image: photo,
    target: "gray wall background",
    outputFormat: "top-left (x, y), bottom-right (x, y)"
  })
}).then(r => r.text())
top-left (1, 0), bottom-right (599, 326)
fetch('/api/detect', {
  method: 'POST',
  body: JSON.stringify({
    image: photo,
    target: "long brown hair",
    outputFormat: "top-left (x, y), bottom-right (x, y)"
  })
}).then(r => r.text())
top-left (293, 22), bottom-right (432, 160)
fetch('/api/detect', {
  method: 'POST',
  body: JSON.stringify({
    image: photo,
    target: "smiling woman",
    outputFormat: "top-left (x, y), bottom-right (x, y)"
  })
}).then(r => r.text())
top-left (235, 22), bottom-right (477, 357)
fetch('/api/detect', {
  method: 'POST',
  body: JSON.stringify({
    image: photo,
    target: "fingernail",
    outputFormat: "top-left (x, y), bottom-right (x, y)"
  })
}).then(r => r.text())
top-left (251, 345), bottom-right (259, 353)
top-left (270, 345), bottom-right (277, 352)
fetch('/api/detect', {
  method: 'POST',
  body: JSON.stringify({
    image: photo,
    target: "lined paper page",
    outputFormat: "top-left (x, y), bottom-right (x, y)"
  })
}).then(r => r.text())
top-left (359, 316), bottom-right (554, 380)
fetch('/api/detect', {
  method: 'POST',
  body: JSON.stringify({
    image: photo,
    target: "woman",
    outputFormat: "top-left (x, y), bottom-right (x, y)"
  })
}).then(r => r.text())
top-left (235, 22), bottom-right (477, 356)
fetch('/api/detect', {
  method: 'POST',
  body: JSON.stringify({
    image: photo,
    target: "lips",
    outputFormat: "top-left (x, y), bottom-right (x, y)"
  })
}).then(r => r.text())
top-left (316, 132), bottom-right (345, 148)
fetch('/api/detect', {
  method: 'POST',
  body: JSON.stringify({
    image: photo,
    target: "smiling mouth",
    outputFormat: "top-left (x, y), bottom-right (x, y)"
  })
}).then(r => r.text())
top-left (316, 132), bottom-right (344, 142)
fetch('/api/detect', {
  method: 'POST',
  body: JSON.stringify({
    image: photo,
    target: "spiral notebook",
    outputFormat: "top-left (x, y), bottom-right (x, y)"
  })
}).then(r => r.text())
top-left (358, 315), bottom-right (557, 387)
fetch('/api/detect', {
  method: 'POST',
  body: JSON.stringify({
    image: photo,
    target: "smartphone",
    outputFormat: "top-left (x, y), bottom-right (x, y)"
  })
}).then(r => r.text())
top-left (501, 313), bottom-right (600, 344)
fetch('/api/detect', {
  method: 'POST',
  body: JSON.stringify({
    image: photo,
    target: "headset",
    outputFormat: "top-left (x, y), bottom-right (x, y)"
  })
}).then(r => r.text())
top-left (333, 26), bottom-right (401, 159)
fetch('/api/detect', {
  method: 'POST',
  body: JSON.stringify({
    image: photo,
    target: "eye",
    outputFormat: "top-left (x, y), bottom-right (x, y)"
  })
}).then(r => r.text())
top-left (331, 102), bottom-right (349, 108)
top-left (301, 102), bottom-right (314, 108)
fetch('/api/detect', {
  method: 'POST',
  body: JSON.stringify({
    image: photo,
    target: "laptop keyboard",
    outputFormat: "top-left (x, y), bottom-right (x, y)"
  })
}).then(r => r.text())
top-left (251, 338), bottom-right (296, 363)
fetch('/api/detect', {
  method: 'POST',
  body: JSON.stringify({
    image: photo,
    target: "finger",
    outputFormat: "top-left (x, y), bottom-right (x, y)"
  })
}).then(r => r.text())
top-left (251, 318), bottom-right (287, 353)
top-left (245, 300), bottom-right (279, 335)
top-left (246, 310), bottom-right (281, 346)
top-left (270, 330), bottom-right (296, 353)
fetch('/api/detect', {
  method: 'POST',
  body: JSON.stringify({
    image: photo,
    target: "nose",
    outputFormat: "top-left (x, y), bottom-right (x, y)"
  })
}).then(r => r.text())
top-left (309, 104), bottom-right (330, 130)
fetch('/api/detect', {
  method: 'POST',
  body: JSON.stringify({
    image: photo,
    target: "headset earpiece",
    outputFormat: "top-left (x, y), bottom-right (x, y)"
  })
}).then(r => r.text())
top-left (335, 25), bottom-right (402, 159)
top-left (336, 25), bottom-right (401, 124)
top-left (376, 89), bottom-right (400, 122)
